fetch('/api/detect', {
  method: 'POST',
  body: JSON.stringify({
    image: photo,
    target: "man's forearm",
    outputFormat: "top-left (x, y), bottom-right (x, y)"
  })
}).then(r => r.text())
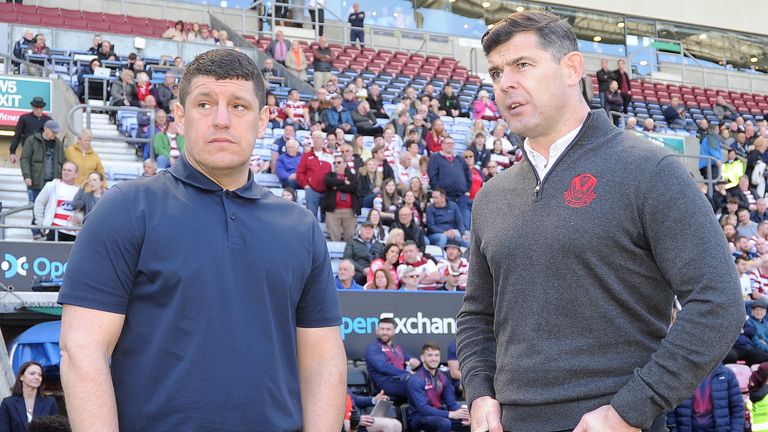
top-left (298, 327), bottom-right (347, 432)
top-left (61, 352), bottom-right (119, 432)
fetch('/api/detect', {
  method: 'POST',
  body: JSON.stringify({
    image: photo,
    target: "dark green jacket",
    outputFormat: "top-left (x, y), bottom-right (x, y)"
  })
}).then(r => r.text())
top-left (20, 132), bottom-right (65, 189)
top-left (343, 236), bottom-right (385, 275)
top-left (153, 133), bottom-right (185, 159)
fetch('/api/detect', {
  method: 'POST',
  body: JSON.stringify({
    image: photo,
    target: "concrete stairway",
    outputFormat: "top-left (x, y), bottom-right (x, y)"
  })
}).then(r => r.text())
top-left (0, 167), bottom-right (33, 241)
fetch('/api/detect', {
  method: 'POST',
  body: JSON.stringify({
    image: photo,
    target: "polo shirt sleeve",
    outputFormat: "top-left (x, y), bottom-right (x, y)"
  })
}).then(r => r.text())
top-left (295, 221), bottom-right (342, 328)
top-left (58, 186), bottom-right (141, 314)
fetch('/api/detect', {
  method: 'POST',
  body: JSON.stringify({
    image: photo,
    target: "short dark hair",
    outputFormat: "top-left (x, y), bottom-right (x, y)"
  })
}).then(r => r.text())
top-left (403, 240), bottom-right (419, 249)
top-left (735, 256), bottom-right (748, 265)
top-left (178, 49), bottom-right (265, 109)
top-left (11, 361), bottom-right (45, 397)
top-left (28, 416), bottom-right (71, 432)
top-left (379, 317), bottom-right (396, 326)
top-left (482, 11), bottom-right (577, 61)
top-left (420, 341), bottom-right (440, 354)
top-left (735, 235), bottom-right (748, 243)
top-left (433, 188), bottom-right (447, 197)
top-left (738, 207), bottom-right (750, 214)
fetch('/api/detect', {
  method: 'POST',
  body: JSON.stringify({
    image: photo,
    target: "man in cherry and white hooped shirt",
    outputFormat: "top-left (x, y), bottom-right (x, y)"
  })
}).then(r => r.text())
top-left (400, 241), bottom-right (441, 290)
top-left (437, 244), bottom-right (468, 291)
top-left (33, 161), bottom-right (80, 242)
top-left (284, 88), bottom-right (310, 130)
top-left (382, 127), bottom-right (403, 168)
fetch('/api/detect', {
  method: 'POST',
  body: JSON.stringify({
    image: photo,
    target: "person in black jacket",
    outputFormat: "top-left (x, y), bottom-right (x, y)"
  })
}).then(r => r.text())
top-left (0, 361), bottom-right (58, 432)
top-left (596, 58), bottom-right (615, 112)
top-left (392, 206), bottom-right (427, 252)
top-left (323, 155), bottom-right (359, 242)
top-left (438, 85), bottom-right (464, 118)
top-left (9, 97), bottom-right (51, 165)
top-left (613, 59), bottom-right (632, 115)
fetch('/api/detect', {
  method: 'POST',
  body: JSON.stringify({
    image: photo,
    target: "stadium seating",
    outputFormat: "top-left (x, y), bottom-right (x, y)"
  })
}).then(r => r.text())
top-left (0, 4), bottom-right (208, 39)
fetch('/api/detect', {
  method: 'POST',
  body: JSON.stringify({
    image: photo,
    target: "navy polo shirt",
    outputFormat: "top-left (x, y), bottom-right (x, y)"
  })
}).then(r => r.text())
top-left (59, 156), bottom-right (341, 432)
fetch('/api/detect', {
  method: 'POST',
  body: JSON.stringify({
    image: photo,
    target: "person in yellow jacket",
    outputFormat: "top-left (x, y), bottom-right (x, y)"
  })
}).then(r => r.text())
top-left (64, 129), bottom-right (106, 186)
top-left (751, 362), bottom-right (768, 430)
top-left (722, 148), bottom-right (746, 189)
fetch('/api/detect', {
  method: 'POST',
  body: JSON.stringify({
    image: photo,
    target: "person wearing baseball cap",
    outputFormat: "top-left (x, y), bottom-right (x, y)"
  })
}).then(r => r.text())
top-left (20, 118), bottom-right (65, 238)
top-left (9, 96), bottom-right (51, 166)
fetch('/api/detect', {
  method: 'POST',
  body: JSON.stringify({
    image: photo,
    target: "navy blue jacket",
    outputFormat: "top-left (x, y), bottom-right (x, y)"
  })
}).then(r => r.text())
top-left (0, 394), bottom-right (58, 432)
top-left (426, 202), bottom-right (465, 236)
top-left (666, 365), bottom-right (744, 432)
top-left (427, 152), bottom-right (471, 197)
top-left (407, 368), bottom-right (460, 424)
top-left (735, 319), bottom-right (757, 351)
top-left (365, 339), bottom-right (412, 391)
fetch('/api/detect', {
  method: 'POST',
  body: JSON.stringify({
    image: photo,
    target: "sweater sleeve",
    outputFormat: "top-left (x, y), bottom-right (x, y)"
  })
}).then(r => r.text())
top-left (456, 199), bottom-right (497, 408)
top-left (33, 181), bottom-right (53, 224)
top-left (364, 344), bottom-right (410, 377)
top-left (610, 155), bottom-right (745, 428)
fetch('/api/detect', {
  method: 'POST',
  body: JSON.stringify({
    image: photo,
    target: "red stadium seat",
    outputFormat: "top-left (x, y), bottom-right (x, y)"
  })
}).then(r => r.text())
top-left (16, 14), bottom-right (42, 25)
top-left (110, 22), bottom-right (134, 34)
top-left (88, 21), bottom-right (112, 32)
top-left (60, 9), bottom-right (82, 19)
top-left (37, 7), bottom-right (60, 17)
top-left (64, 17), bottom-right (89, 30)
top-left (82, 11), bottom-right (105, 22)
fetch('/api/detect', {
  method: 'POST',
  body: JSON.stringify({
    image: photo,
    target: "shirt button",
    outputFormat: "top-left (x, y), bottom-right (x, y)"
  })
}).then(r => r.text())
top-left (230, 214), bottom-right (236, 220)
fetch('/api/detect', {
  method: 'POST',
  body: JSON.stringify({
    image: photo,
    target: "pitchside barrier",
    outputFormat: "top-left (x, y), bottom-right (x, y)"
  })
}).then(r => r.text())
top-left (0, 240), bottom-right (462, 359)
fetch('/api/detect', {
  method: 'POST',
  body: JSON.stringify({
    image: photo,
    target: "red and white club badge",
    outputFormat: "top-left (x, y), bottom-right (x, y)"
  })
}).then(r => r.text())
top-left (563, 173), bottom-right (597, 208)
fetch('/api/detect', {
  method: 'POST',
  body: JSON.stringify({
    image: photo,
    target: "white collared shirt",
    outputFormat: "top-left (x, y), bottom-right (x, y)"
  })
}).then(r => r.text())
top-left (523, 122), bottom-right (584, 179)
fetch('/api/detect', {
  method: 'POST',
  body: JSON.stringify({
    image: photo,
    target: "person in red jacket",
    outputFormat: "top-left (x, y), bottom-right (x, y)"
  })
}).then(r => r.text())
top-left (297, 130), bottom-right (333, 219)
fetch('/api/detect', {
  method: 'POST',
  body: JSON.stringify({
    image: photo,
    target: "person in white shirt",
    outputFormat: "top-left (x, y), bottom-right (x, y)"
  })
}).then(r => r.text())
top-left (34, 161), bottom-right (80, 242)
top-left (394, 153), bottom-right (419, 194)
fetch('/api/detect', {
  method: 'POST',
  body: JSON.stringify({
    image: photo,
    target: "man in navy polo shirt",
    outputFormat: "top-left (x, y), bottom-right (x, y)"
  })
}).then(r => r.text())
top-left (58, 49), bottom-right (347, 432)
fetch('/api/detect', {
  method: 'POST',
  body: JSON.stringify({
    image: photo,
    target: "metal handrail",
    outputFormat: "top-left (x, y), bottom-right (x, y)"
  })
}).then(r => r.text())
top-left (0, 224), bottom-right (83, 242)
top-left (0, 204), bottom-right (34, 239)
top-left (66, 103), bottom-right (156, 158)
top-left (0, 53), bottom-right (49, 77)
top-left (610, 109), bottom-right (720, 196)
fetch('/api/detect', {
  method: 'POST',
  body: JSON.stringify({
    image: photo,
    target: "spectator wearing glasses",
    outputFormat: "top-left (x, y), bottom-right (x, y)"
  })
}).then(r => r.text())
top-left (323, 154), bottom-right (359, 242)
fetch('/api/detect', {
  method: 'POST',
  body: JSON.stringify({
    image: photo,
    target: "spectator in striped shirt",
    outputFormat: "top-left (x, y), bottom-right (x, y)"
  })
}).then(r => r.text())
top-left (737, 208), bottom-right (760, 238)
top-left (284, 89), bottom-right (310, 130)
top-left (400, 241), bottom-right (441, 290)
top-left (437, 244), bottom-right (468, 291)
top-left (749, 259), bottom-right (768, 300)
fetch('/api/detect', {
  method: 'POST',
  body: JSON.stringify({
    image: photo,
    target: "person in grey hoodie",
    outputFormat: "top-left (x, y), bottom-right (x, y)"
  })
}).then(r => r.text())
top-left (456, 11), bottom-right (744, 432)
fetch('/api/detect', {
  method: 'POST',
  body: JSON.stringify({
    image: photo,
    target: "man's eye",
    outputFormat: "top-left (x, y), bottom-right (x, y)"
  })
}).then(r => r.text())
top-left (490, 70), bottom-right (502, 81)
top-left (198, 102), bottom-right (212, 109)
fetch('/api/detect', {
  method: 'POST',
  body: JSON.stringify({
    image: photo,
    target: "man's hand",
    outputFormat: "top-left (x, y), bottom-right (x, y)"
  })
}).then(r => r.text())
top-left (25, 178), bottom-right (32, 187)
top-left (372, 390), bottom-right (388, 404)
top-left (408, 357), bottom-right (421, 370)
top-left (448, 407), bottom-right (470, 420)
top-left (9, 153), bottom-right (17, 164)
top-left (444, 230), bottom-right (456, 239)
top-left (359, 415), bottom-right (375, 427)
top-left (573, 405), bottom-right (639, 432)
top-left (470, 396), bottom-right (502, 432)
top-left (289, 173), bottom-right (297, 180)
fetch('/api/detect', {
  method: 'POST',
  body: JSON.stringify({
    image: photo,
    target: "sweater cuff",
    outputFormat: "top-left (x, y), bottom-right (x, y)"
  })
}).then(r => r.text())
top-left (610, 373), bottom-right (664, 429)
top-left (463, 372), bottom-right (496, 409)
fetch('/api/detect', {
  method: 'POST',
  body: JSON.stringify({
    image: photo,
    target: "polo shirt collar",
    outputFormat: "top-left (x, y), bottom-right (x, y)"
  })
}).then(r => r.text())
top-left (169, 155), bottom-right (263, 200)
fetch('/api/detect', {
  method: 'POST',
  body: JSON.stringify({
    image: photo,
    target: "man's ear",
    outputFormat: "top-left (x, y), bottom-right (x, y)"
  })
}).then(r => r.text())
top-left (561, 51), bottom-right (585, 86)
top-left (174, 103), bottom-right (185, 136)
top-left (257, 106), bottom-right (269, 139)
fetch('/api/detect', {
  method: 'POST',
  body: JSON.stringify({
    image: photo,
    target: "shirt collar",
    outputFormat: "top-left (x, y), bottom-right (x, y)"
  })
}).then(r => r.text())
top-left (169, 155), bottom-right (263, 200)
top-left (523, 120), bottom-right (585, 173)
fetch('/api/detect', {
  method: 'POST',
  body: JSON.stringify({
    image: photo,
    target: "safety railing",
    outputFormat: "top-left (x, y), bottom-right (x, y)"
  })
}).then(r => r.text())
top-left (609, 109), bottom-right (719, 196)
top-left (66, 103), bottom-right (156, 160)
top-left (0, 52), bottom-right (50, 77)
top-left (262, 1), bottom-right (455, 58)
top-left (0, 204), bottom-right (82, 241)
